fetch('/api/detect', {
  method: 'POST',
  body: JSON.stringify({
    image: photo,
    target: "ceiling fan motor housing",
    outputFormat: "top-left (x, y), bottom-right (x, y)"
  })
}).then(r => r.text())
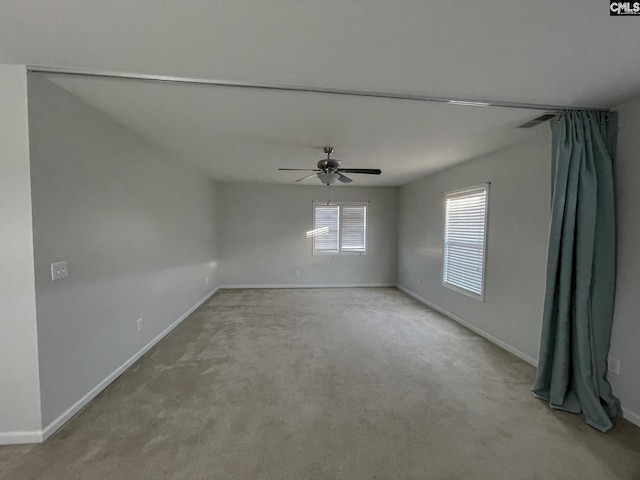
top-left (317, 158), bottom-right (342, 172)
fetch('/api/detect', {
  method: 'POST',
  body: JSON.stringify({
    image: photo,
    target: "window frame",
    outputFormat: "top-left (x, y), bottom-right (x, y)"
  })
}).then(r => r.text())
top-left (312, 201), bottom-right (368, 256)
top-left (441, 184), bottom-right (490, 301)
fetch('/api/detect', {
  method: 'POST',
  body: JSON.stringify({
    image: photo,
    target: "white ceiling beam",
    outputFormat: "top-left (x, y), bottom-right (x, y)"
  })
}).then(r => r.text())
top-left (28, 65), bottom-right (609, 113)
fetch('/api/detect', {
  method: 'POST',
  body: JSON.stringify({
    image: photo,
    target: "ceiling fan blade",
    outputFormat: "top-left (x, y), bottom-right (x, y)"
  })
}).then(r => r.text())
top-left (278, 168), bottom-right (320, 171)
top-left (296, 173), bottom-right (319, 182)
top-left (337, 173), bottom-right (353, 184)
top-left (337, 168), bottom-right (382, 175)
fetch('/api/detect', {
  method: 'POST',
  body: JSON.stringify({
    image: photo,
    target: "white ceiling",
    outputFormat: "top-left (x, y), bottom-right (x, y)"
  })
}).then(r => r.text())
top-left (2, 1), bottom-right (640, 186)
top-left (44, 74), bottom-right (542, 186)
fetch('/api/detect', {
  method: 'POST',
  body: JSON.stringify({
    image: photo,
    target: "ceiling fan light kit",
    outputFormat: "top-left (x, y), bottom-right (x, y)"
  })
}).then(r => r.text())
top-left (317, 172), bottom-right (339, 185)
top-left (278, 147), bottom-right (382, 185)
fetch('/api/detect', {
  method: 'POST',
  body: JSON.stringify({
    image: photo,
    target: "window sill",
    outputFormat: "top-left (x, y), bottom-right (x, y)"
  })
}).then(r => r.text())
top-left (313, 252), bottom-right (367, 256)
top-left (441, 281), bottom-right (485, 302)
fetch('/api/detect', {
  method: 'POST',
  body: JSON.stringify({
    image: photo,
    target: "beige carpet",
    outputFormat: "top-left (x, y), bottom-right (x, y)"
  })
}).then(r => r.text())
top-left (1, 288), bottom-right (639, 479)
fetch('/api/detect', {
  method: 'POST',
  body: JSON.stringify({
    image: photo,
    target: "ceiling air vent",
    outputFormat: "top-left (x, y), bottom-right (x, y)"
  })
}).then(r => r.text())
top-left (517, 113), bottom-right (557, 129)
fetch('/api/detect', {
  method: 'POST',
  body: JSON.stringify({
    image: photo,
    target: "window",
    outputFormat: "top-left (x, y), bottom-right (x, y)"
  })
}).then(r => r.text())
top-left (442, 185), bottom-right (489, 299)
top-left (312, 203), bottom-right (367, 254)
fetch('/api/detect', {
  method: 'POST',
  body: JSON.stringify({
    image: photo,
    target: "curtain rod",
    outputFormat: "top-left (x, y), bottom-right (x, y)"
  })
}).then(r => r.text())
top-left (27, 65), bottom-right (610, 113)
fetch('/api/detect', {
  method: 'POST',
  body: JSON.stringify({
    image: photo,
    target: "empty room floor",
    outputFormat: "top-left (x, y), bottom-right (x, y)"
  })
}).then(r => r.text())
top-left (1, 288), bottom-right (639, 479)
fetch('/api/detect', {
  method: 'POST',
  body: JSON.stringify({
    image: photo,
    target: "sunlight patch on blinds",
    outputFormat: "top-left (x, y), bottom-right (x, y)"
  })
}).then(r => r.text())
top-left (313, 205), bottom-right (339, 253)
top-left (443, 186), bottom-right (488, 297)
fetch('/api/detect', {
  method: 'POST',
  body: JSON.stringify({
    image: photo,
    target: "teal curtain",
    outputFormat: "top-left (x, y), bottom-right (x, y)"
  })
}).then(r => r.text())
top-left (532, 111), bottom-right (622, 432)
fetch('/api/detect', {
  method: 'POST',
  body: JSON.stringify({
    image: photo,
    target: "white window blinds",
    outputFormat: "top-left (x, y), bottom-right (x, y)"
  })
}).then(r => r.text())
top-left (443, 186), bottom-right (488, 298)
top-left (313, 203), bottom-right (367, 254)
top-left (313, 205), bottom-right (340, 253)
top-left (341, 205), bottom-right (366, 252)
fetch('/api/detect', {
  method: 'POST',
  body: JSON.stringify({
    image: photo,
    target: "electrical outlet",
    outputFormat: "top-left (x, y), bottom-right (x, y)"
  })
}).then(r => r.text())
top-left (295, 269), bottom-right (301, 276)
top-left (137, 318), bottom-right (143, 332)
top-left (206, 276), bottom-right (209, 285)
top-left (51, 261), bottom-right (69, 281)
top-left (608, 356), bottom-right (620, 375)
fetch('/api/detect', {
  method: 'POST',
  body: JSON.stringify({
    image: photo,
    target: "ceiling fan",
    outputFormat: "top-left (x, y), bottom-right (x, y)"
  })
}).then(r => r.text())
top-left (278, 147), bottom-right (382, 185)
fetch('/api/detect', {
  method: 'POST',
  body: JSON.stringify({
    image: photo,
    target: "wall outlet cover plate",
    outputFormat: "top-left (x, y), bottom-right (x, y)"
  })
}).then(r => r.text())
top-left (51, 261), bottom-right (69, 281)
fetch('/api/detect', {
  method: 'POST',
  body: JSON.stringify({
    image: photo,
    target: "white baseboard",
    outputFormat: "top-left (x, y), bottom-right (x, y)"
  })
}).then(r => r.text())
top-left (220, 283), bottom-right (396, 289)
top-left (622, 406), bottom-right (640, 428)
top-left (9, 287), bottom-right (219, 445)
top-left (396, 284), bottom-right (539, 367)
top-left (0, 430), bottom-right (43, 445)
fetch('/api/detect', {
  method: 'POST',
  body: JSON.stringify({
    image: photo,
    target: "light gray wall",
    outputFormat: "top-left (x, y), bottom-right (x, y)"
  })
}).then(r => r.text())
top-left (609, 94), bottom-right (640, 419)
top-left (28, 74), bottom-right (220, 427)
top-left (217, 183), bottom-right (397, 286)
top-left (0, 64), bottom-right (42, 437)
top-left (397, 130), bottom-right (551, 362)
